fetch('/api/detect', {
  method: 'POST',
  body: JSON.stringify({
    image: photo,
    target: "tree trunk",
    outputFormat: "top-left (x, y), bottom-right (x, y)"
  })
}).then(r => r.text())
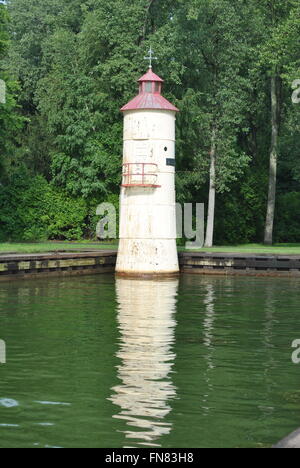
top-left (264, 75), bottom-right (280, 245)
top-left (204, 127), bottom-right (217, 248)
top-left (140, 0), bottom-right (156, 43)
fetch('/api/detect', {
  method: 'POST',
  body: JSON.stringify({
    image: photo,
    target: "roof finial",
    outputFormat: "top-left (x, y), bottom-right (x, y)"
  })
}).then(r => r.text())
top-left (144, 46), bottom-right (157, 69)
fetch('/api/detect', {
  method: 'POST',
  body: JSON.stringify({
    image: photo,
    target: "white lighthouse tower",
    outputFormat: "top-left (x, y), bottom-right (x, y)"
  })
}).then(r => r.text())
top-left (116, 55), bottom-right (179, 277)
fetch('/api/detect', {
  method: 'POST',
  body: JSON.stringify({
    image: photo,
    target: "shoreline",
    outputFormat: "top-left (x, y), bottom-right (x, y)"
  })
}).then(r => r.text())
top-left (1, 250), bottom-right (300, 281)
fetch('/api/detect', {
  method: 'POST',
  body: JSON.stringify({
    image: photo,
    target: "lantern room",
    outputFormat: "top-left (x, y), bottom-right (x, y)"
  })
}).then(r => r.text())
top-left (138, 69), bottom-right (163, 95)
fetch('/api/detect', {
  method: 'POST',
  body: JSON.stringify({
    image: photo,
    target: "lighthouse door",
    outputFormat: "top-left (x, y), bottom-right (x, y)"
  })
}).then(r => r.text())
top-left (135, 141), bottom-right (149, 163)
top-left (131, 141), bottom-right (149, 184)
top-left (132, 116), bottom-right (148, 140)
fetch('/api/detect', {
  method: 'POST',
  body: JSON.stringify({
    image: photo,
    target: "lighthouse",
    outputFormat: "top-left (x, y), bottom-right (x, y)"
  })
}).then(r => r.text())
top-left (116, 52), bottom-right (179, 276)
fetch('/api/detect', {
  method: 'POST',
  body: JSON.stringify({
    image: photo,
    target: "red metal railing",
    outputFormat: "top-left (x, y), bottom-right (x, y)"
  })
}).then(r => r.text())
top-left (121, 163), bottom-right (160, 188)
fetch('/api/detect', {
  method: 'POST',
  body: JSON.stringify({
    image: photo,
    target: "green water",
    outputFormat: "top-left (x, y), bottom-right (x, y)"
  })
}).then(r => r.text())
top-left (0, 274), bottom-right (299, 448)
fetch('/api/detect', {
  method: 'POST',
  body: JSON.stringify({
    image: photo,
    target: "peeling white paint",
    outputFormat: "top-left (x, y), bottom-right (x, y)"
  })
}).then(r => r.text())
top-left (117, 109), bottom-right (179, 275)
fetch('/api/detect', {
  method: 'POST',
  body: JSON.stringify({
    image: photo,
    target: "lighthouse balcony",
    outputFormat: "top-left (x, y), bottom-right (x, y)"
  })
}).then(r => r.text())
top-left (121, 163), bottom-right (161, 188)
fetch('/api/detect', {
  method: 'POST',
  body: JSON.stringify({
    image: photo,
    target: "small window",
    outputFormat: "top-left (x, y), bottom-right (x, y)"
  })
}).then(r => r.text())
top-left (164, 147), bottom-right (168, 152)
top-left (155, 83), bottom-right (160, 93)
top-left (145, 82), bottom-right (152, 93)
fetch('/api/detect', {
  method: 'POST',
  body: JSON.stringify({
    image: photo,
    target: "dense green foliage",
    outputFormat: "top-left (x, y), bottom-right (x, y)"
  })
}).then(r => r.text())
top-left (0, 175), bottom-right (88, 241)
top-left (0, 0), bottom-right (299, 243)
top-left (0, 3), bottom-right (24, 180)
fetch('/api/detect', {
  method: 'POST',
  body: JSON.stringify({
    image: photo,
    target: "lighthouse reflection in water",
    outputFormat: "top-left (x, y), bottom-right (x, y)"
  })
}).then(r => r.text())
top-left (109, 278), bottom-right (179, 447)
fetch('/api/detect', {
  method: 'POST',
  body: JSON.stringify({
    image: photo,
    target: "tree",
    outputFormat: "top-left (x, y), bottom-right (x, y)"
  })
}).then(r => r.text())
top-left (257, 0), bottom-right (300, 244)
top-left (2, 0), bottom-right (300, 244)
top-left (0, 3), bottom-right (24, 181)
top-left (5, 0), bottom-right (94, 180)
top-left (36, 0), bottom-right (179, 198)
top-left (170, 0), bottom-right (253, 246)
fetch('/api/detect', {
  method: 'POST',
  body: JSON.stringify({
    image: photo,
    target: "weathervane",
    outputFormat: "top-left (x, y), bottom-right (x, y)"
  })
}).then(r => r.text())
top-left (144, 46), bottom-right (157, 69)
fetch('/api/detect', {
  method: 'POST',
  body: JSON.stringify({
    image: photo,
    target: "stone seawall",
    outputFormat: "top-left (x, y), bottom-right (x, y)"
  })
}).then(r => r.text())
top-left (0, 251), bottom-right (117, 281)
top-left (179, 252), bottom-right (300, 277)
top-left (1, 250), bottom-right (300, 281)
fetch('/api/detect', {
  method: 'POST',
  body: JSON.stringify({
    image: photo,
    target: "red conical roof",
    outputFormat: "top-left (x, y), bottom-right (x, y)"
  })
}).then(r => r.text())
top-left (121, 68), bottom-right (179, 113)
top-left (138, 69), bottom-right (164, 83)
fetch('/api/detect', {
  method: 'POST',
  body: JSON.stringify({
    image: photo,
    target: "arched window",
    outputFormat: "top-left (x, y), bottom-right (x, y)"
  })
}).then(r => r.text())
top-left (154, 82), bottom-right (161, 93)
top-left (145, 82), bottom-right (152, 93)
